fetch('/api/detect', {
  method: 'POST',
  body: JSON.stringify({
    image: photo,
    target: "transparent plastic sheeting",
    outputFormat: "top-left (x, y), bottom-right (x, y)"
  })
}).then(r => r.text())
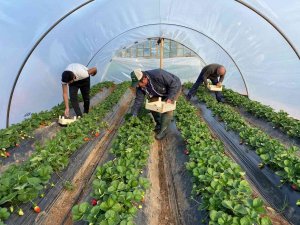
top-left (9, 23), bottom-right (247, 127)
top-left (105, 57), bottom-right (206, 84)
top-left (242, 0), bottom-right (300, 51)
top-left (0, 0), bottom-right (87, 128)
top-left (1, 0), bottom-right (300, 128)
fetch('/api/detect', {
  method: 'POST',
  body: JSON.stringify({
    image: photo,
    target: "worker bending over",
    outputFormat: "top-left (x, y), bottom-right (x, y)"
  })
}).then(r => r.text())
top-left (187, 64), bottom-right (226, 102)
top-left (130, 68), bottom-right (181, 140)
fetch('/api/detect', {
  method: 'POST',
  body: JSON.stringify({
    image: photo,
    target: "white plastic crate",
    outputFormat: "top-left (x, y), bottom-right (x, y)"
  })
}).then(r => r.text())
top-left (145, 97), bottom-right (176, 113)
top-left (207, 84), bottom-right (223, 92)
top-left (58, 116), bottom-right (80, 125)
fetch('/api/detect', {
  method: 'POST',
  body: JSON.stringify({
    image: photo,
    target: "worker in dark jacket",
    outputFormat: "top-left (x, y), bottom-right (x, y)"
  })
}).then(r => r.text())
top-left (130, 68), bottom-right (181, 140)
top-left (187, 64), bottom-right (226, 102)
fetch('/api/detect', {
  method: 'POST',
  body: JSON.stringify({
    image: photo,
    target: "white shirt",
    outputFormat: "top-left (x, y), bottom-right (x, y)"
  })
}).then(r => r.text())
top-left (62, 63), bottom-right (89, 84)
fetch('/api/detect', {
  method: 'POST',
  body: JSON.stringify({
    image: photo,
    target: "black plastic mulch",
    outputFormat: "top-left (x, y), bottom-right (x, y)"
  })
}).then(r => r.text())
top-left (234, 107), bottom-right (300, 149)
top-left (4, 90), bottom-right (131, 225)
top-left (160, 122), bottom-right (207, 225)
top-left (0, 88), bottom-right (112, 173)
top-left (189, 96), bottom-right (300, 225)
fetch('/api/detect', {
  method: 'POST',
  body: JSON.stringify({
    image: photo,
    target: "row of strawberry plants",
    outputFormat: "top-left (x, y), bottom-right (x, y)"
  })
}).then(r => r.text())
top-left (176, 96), bottom-right (271, 225)
top-left (0, 81), bottom-right (114, 157)
top-left (191, 85), bottom-right (300, 203)
top-left (0, 82), bottom-right (128, 224)
top-left (72, 114), bottom-right (153, 225)
top-left (223, 88), bottom-right (300, 138)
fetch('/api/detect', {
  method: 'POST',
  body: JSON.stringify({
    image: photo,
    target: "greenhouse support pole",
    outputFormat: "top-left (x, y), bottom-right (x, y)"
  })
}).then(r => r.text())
top-left (160, 38), bottom-right (164, 69)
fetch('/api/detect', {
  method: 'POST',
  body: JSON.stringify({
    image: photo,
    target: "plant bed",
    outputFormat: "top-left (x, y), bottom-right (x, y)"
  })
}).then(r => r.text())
top-left (32, 90), bottom-right (134, 225)
top-left (0, 82), bottom-right (114, 158)
top-left (71, 112), bottom-right (154, 225)
top-left (189, 86), bottom-right (300, 197)
top-left (0, 83), bottom-right (128, 224)
top-left (175, 95), bottom-right (272, 225)
top-left (0, 85), bottom-right (114, 173)
top-left (184, 89), bottom-right (300, 224)
top-left (0, 82), bottom-right (114, 160)
top-left (69, 110), bottom-right (203, 225)
top-left (222, 88), bottom-right (300, 139)
top-left (226, 107), bottom-right (300, 155)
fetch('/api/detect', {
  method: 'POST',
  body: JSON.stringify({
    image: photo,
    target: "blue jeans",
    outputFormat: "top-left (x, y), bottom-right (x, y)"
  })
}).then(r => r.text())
top-left (188, 76), bottom-right (224, 102)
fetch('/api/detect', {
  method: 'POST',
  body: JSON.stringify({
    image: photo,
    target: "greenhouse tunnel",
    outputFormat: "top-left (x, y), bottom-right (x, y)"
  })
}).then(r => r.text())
top-left (0, 0), bottom-right (300, 129)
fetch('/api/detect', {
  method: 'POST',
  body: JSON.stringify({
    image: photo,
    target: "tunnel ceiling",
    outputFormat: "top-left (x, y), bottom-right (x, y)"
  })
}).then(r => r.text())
top-left (0, 0), bottom-right (300, 128)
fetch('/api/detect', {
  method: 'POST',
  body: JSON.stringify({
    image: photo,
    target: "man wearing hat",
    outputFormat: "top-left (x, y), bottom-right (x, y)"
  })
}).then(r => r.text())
top-left (130, 68), bottom-right (181, 140)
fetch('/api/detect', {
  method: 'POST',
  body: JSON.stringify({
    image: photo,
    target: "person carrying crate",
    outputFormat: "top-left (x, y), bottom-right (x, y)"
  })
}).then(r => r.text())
top-left (130, 68), bottom-right (181, 140)
top-left (61, 63), bottom-right (97, 117)
top-left (186, 64), bottom-right (226, 102)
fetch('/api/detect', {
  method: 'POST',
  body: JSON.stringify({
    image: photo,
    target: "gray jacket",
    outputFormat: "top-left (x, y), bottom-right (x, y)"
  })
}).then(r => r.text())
top-left (131, 69), bottom-right (181, 115)
top-left (201, 64), bottom-right (225, 86)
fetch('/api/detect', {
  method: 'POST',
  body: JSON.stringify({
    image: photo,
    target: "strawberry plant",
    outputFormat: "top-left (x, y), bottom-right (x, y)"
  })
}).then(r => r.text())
top-left (0, 81), bottom-right (114, 156)
top-left (72, 112), bottom-right (153, 224)
top-left (0, 207), bottom-right (10, 224)
top-left (189, 84), bottom-right (300, 206)
top-left (0, 82), bottom-right (129, 223)
top-left (176, 95), bottom-right (271, 225)
top-left (223, 88), bottom-right (300, 138)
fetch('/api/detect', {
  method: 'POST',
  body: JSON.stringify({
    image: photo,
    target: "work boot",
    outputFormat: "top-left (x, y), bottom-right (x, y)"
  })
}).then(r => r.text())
top-left (155, 111), bottom-right (173, 140)
top-left (151, 111), bottom-right (161, 133)
top-left (186, 93), bottom-right (192, 101)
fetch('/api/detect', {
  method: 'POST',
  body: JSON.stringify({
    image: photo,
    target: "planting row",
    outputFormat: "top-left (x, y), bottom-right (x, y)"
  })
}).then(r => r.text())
top-left (72, 113), bottom-right (154, 225)
top-left (176, 96), bottom-right (271, 225)
top-left (190, 84), bottom-right (300, 205)
top-left (0, 81), bottom-right (114, 157)
top-left (223, 88), bottom-right (300, 138)
top-left (0, 82), bottom-right (128, 224)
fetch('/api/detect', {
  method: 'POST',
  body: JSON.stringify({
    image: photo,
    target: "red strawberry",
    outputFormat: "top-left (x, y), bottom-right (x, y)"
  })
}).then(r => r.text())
top-left (94, 132), bottom-right (100, 137)
top-left (33, 206), bottom-right (41, 213)
top-left (184, 149), bottom-right (189, 155)
top-left (84, 137), bottom-right (90, 142)
top-left (5, 152), bottom-right (10, 157)
top-left (91, 199), bottom-right (97, 206)
top-left (291, 184), bottom-right (298, 191)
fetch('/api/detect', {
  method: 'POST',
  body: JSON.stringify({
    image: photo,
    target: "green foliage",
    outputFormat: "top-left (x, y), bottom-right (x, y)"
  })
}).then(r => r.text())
top-left (176, 95), bottom-right (270, 224)
top-left (72, 112), bottom-right (153, 224)
top-left (189, 84), bottom-right (300, 206)
top-left (223, 88), bottom-right (300, 138)
top-left (0, 82), bottom-right (128, 222)
top-left (0, 81), bottom-right (114, 155)
top-left (0, 207), bottom-right (10, 221)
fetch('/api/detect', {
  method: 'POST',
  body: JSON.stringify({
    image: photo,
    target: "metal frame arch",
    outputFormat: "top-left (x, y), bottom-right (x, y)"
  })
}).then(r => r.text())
top-left (234, 0), bottom-right (300, 59)
top-left (7, 0), bottom-right (299, 127)
top-left (5, 0), bottom-right (95, 127)
top-left (87, 23), bottom-right (249, 95)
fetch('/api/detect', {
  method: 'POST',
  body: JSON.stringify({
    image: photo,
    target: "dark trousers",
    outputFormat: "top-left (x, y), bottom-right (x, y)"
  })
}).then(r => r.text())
top-left (188, 75), bottom-right (224, 102)
top-left (69, 77), bottom-right (90, 117)
top-left (150, 88), bottom-right (181, 128)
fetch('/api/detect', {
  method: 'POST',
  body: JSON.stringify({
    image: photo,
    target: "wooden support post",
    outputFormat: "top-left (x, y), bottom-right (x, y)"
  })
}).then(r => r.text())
top-left (160, 38), bottom-right (164, 69)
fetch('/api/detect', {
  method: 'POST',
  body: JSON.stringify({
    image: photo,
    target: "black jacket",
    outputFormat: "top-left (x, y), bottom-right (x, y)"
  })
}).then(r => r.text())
top-left (200, 64), bottom-right (225, 86)
top-left (131, 69), bottom-right (181, 115)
